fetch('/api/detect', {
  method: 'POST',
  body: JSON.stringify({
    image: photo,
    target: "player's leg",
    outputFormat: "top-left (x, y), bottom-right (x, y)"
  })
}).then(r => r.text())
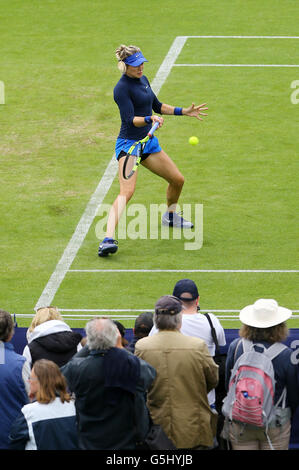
top-left (98, 157), bottom-right (138, 256)
top-left (141, 149), bottom-right (193, 228)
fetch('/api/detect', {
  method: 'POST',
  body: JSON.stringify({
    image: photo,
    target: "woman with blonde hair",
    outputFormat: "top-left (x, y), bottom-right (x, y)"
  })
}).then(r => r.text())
top-left (23, 306), bottom-right (82, 372)
top-left (9, 359), bottom-right (78, 450)
top-left (98, 44), bottom-right (208, 256)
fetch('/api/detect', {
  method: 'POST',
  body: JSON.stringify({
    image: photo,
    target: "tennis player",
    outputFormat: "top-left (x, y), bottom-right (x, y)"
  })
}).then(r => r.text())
top-left (98, 44), bottom-right (208, 257)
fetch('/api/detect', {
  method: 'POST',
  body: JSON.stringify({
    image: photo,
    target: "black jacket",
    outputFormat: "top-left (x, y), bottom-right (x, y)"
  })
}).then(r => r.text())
top-left (29, 330), bottom-right (82, 367)
top-left (61, 347), bottom-right (156, 450)
top-left (24, 320), bottom-right (82, 368)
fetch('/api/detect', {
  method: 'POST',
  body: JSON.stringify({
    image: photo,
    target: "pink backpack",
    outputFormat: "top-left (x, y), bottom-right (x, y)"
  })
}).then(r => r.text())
top-left (222, 339), bottom-right (287, 428)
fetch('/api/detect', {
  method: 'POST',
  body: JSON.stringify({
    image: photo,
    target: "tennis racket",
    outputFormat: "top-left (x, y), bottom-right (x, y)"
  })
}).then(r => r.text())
top-left (122, 121), bottom-right (160, 180)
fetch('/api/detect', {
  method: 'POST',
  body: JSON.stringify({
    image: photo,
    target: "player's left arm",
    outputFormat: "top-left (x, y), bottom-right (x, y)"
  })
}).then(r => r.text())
top-left (160, 102), bottom-right (208, 120)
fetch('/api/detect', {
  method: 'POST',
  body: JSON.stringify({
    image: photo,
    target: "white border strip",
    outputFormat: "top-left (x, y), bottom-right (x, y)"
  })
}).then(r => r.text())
top-left (68, 269), bottom-right (299, 273)
top-left (185, 35), bottom-right (299, 39)
top-left (174, 64), bottom-right (299, 67)
top-left (35, 36), bottom-right (187, 310)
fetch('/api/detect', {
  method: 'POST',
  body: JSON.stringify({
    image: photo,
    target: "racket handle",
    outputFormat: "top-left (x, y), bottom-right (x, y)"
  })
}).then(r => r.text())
top-left (148, 121), bottom-right (160, 137)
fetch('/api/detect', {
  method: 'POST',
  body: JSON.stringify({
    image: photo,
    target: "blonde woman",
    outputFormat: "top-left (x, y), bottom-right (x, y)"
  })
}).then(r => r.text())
top-left (9, 359), bottom-right (78, 450)
top-left (23, 306), bottom-right (82, 372)
top-left (98, 44), bottom-right (208, 256)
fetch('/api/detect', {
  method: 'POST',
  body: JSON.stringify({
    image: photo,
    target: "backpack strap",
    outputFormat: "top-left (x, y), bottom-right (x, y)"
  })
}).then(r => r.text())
top-left (241, 338), bottom-right (253, 352)
top-left (204, 313), bottom-right (220, 354)
top-left (264, 342), bottom-right (287, 361)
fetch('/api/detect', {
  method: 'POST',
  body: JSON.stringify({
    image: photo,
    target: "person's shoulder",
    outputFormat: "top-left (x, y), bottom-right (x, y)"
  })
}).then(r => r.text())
top-left (228, 337), bottom-right (241, 351)
top-left (114, 74), bottom-right (129, 88)
top-left (176, 331), bottom-right (207, 349)
top-left (113, 75), bottom-right (128, 95)
top-left (135, 335), bottom-right (154, 349)
top-left (6, 343), bottom-right (27, 363)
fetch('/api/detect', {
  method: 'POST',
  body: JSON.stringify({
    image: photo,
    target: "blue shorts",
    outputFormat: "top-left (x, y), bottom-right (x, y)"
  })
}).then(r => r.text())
top-left (115, 136), bottom-right (162, 160)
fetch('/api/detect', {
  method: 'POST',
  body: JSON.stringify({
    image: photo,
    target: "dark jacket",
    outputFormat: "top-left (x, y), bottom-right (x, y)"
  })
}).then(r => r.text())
top-left (23, 320), bottom-right (82, 368)
top-left (126, 336), bottom-right (140, 354)
top-left (0, 343), bottom-right (28, 449)
top-left (61, 347), bottom-right (156, 450)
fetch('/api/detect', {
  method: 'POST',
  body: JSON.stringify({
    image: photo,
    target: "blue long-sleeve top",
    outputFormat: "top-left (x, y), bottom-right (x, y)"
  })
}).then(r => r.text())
top-left (113, 74), bottom-right (162, 141)
top-left (225, 338), bottom-right (299, 414)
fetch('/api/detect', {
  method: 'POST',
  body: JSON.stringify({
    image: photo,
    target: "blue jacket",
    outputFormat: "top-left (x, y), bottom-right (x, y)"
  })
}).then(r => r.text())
top-left (0, 342), bottom-right (28, 449)
top-left (225, 338), bottom-right (299, 414)
top-left (9, 397), bottom-right (79, 450)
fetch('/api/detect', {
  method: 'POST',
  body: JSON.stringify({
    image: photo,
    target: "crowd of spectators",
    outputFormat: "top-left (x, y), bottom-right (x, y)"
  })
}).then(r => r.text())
top-left (0, 279), bottom-right (298, 451)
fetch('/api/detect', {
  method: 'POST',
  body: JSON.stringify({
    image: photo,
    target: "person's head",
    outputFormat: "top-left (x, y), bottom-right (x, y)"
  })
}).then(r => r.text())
top-left (134, 312), bottom-right (154, 338)
top-left (29, 306), bottom-right (63, 334)
top-left (239, 299), bottom-right (292, 344)
top-left (113, 320), bottom-right (128, 348)
top-left (0, 309), bottom-right (14, 342)
top-left (85, 317), bottom-right (119, 350)
top-left (154, 295), bottom-right (182, 331)
top-left (172, 279), bottom-right (200, 312)
top-left (29, 359), bottom-right (71, 404)
top-left (115, 44), bottom-right (148, 78)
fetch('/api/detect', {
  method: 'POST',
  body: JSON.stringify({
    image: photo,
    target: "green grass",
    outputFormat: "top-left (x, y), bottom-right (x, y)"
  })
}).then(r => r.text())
top-left (1, 0), bottom-right (298, 330)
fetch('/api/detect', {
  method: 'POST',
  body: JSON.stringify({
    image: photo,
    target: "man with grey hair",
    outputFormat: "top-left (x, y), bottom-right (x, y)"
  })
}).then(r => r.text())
top-left (61, 317), bottom-right (156, 450)
top-left (135, 296), bottom-right (219, 450)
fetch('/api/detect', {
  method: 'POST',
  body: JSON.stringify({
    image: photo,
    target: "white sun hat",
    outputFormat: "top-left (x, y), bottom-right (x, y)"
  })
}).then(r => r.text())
top-left (239, 298), bottom-right (292, 328)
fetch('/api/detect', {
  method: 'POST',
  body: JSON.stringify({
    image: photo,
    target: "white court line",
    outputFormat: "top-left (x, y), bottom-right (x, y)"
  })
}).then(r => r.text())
top-left (174, 64), bottom-right (299, 67)
top-left (185, 35), bottom-right (299, 39)
top-left (35, 36), bottom-right (188, 310)
top-left (68, 269), bottom-right (299, 273)
top-left (58, 308), bottom-right (299, 314)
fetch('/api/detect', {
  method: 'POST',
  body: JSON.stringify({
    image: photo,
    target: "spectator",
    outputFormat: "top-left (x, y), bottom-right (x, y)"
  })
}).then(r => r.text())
top-left (149, 279), bottom-right (226, 407)
top-left (61, 317), bottom-right (156, 450)
top-left (22, 306), bottom-right (82, 372)
top-left (113, 320), bottom-right (129, 348)
top-left (127, 312), bottom-right (154, 353)
top-left (135, 295), bottom-right (219, 449)
top-left (223, 298), bottom-right (299, 450)
top-left (9, 359), bottom-right (78, 450)
top-left (0, 309), bottom-right (29, 449)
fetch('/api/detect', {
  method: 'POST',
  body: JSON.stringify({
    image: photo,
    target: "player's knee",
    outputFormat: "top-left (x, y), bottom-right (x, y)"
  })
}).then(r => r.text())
top-left (174, 173), bottom-right (184, 188)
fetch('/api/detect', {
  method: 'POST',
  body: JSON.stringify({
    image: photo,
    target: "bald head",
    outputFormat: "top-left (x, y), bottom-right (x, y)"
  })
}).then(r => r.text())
top-left (85, 318), bottom-right (119, 350)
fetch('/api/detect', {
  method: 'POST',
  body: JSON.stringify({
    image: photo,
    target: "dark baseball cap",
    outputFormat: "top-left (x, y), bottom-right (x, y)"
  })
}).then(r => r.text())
top-left (172, 279), bottom-right (199, 301)
top-left (155, 295), bottom-right (182, 315)
top-left (134, 312), bottom-right (154, 334)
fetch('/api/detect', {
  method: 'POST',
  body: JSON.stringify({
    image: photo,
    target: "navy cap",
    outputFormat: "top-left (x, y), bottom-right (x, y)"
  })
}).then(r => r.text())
top-left (123, 51), bottom-right (148, 67)
top-left (172, 279), bottom-right (199, 301)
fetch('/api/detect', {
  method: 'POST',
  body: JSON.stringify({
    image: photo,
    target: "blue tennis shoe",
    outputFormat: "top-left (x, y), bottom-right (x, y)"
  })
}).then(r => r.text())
top-left (98, 237), bottom-right (118, 257)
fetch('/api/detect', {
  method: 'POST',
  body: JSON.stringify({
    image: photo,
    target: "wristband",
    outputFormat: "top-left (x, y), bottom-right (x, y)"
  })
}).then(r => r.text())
top-left (144, 116), bottom-right (152, 124)
top-left (174, 107), bottom-right (183, 115)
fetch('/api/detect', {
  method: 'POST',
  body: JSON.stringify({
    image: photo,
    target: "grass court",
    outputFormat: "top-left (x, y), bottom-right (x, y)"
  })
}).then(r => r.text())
top-left (1, 0), bottom-right (298, 330)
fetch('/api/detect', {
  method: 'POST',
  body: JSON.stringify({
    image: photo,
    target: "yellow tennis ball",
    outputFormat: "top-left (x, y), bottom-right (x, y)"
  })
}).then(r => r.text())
top-left (189, 136), bottom-right (199, 145)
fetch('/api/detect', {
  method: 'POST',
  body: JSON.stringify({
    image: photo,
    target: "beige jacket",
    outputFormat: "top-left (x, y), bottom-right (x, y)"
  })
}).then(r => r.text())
top-left (135, 330), bottom-right (219, 449)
